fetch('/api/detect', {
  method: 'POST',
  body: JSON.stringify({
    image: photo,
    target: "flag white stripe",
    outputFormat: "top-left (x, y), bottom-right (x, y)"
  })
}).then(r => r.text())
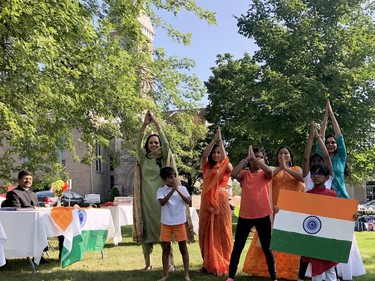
top-left (274, 210), bottom-right (354, 241)
top-left (79, 209), bottom-right (114, 241)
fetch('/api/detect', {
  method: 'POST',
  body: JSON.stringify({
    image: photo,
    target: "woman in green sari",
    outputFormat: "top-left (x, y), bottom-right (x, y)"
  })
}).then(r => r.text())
top-left (133, 110), bottom-right (174, 272)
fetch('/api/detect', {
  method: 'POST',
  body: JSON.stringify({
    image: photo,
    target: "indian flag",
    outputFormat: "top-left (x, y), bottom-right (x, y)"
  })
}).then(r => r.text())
top-left (51, 208), bottom-right (114, 268)
top-left (270, 189), bottom-right (358, 263)
top-left (79, 208), bottom-right (114, 252)
top-left (50, 207), bottom-right (83, 268)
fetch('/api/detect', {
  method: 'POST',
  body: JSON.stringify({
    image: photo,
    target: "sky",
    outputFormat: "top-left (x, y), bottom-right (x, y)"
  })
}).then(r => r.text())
top-left (152, 1), bottom-right (258, 105)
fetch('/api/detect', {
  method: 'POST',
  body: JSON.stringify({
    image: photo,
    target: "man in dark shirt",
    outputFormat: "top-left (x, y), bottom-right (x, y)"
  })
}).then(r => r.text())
top-left (1, 170), bottom-right (49, 263)
top-left (1, 170), bottom-right (39, 208)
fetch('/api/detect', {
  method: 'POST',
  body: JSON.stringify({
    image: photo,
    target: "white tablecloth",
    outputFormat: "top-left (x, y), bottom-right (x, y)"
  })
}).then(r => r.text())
top-left (0, 208), bottom-right (54, 265)
top-left (0, 222), bottom-right (6, 267)
top-left (0, 207), bottom-right (115, 267)
top-left (108, 205), bottom-right (133, 245)
top-left (189, 207), bottom-right (199, 235)
top-left (107, 205), bottom-right (198, 245)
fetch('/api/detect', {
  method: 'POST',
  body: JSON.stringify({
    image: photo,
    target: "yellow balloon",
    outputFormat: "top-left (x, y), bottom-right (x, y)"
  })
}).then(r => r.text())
top-left (234, 205), bottom-right (240, 217)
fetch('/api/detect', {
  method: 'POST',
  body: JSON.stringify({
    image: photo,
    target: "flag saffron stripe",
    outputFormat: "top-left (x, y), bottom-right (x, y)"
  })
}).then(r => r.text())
top-left (274, 210), bottom-right (354, 241)
top-left (51, 207), bottom-right (72, 231)
top-left (277, 190), bottom-right (358, 220)
top-left (270, 229), bottom-right (351, 263)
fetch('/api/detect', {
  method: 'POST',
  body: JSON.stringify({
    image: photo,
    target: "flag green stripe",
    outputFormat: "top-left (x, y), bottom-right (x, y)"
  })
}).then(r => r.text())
top-left (270, 229), bottom-right (352, 263)
top-left (61, 234), bottom-right (84, 268)
top-left (81, 229), bottom-right (108, 251)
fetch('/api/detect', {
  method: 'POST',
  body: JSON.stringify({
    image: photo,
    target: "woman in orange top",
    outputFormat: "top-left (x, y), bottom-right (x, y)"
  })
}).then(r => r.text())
top-left (199, 128), bottom-right (233, 275)
top-left (242, 146), bottom-right (304, 280)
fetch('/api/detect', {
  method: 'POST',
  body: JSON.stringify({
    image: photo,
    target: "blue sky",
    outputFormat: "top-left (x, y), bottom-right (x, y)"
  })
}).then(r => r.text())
top-left (152, 1), bottom-right (258, 105)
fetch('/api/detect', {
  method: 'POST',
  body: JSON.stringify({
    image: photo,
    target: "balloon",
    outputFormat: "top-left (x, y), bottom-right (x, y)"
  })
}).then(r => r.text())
top-left (234, 205), bottom-right (240, 217)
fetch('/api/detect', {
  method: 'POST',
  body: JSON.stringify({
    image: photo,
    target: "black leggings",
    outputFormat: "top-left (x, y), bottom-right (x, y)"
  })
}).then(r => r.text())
top-left (228, 216), bottom-right (276, 280)
top-left (298, 257), bottom-right (308, 279)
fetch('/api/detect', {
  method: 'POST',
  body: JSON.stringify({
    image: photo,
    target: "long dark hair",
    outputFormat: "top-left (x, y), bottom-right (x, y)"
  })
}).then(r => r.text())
top-left (325, 134), bottom-right (336, 141)
top-left (310, 163), bottom-right (330, 177)
top-left (208, 144), bottom-right (219, 168)
top-left (144, 134), bottom-right (163, 168)
top-left (275, 146), bottom-right (295, 167)
top-left (309, 153), bottom-right (324, 166)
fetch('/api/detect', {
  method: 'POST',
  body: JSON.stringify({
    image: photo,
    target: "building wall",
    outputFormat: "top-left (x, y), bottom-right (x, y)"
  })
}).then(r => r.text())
top-left (347, 183), bottom-right (367, 204)
top-left (63, 129), bottom-right (111, 202)
top-left (110, 137), bottom-right (136, 196)
top-left (0, 129), bottom-right (112, 202)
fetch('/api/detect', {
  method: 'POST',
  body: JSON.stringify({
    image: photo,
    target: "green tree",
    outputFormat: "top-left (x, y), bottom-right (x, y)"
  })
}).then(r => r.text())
top-left (205, 0), bottom-right (375, 180)
top-left (0, 0), bottom-right (215, 181)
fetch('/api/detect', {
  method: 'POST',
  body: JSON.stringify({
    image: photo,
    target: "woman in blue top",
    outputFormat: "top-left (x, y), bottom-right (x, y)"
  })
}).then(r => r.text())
top-left (317, 100), bottom-right (365, 280)
top-left (317, 100), bottom-right (349, 198)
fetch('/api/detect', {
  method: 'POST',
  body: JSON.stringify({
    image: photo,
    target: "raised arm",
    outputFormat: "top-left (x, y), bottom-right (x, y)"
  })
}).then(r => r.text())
top-left (231, 158), bottom-right (248, 181)
top-left (200, 136), bottom-right (216, 169)
top-left (200, 128), bottom-right (222, 169)
top-left (216, 128), bottom-right (226, 162)
top-left (303, 121), bottom-right (316, 178)
top-left (327, 100), bottom-right (342, 138)
top-left (316, 133), bottom-right (333, 176)
top-left (319, 102), bottom-right (329, 139)
top-left (149, 111), bottom-right (161, 132)
top-left (136, 111), bottom-right (152, 160)
top-left (248, 145), bottom-right (273, 178)
top-left (140, 110), bottom-right (151, 133)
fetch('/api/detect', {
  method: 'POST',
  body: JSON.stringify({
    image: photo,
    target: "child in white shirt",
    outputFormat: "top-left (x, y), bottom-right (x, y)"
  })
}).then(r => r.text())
top-left (156, 167), bottom-right (192, 281)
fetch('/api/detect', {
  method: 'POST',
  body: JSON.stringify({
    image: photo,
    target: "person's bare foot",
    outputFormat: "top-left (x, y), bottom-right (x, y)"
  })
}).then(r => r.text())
top-left (184, 276), bottom-right (191, 281)
top-left (168, 264), bottom-right (175, 272)
top-left (157, 276), bottom-right (169, 281)
top-left (141, 265), bottom-right (153, 271)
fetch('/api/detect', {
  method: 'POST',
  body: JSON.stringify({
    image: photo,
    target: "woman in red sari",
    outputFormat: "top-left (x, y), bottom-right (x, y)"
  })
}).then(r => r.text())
top-left (199, 128), bottom-right (233, 276)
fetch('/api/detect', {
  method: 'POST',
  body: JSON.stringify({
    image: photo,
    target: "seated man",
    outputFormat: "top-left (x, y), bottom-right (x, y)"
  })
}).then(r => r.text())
top-left (1, 170), bottom-right (39, 208)
top-left (1, 170), bottom-right (49, 263)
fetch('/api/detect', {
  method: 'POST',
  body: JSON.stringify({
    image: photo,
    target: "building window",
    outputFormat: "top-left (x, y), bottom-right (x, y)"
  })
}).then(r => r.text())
top-left (109, 156), bottom-right (114, 171)
top-left (110, 175), bottom-right (115, 188)
top-left (56, 148), bottom-right (67, 166)
top-left (96, 143), bottom-right (103, 173)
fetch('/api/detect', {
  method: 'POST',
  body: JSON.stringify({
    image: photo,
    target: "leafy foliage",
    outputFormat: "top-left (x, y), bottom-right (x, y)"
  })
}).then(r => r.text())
top-left (0, 0), bottom-right (214, 182)
top-left (205, 0), bottom-right (375, 181)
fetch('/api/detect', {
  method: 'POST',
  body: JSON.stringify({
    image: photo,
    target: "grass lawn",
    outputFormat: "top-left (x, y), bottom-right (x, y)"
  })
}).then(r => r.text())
top-left (1, 219), bottom-right (374, 281)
